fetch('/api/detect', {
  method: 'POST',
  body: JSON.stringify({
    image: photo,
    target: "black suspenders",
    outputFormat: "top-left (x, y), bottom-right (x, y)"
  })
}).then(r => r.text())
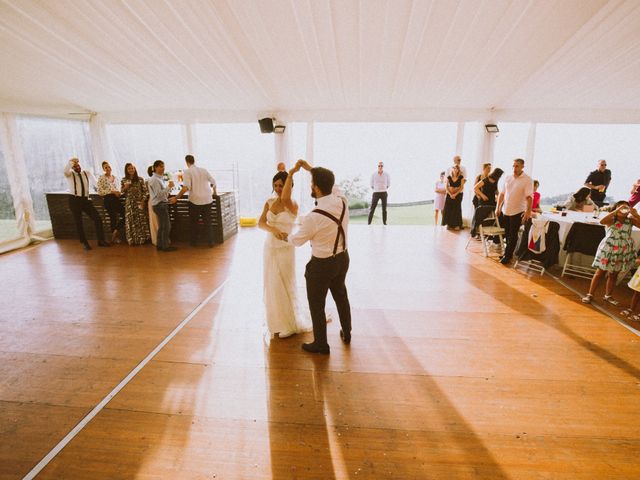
top-left (312, 200), bottom-right (347, 256)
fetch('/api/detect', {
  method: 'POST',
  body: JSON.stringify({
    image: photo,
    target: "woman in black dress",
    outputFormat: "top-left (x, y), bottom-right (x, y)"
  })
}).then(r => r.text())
top-left (474, 167), bottom-right (503, 207)
top-left (470, 168), bottom-right (504, 237)
top-left (442, 165), bottom-right (465, 230)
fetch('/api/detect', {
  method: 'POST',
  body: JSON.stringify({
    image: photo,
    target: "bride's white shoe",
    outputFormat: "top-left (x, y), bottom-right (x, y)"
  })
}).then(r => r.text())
top-left (278, 331), bottom-right (296, 339)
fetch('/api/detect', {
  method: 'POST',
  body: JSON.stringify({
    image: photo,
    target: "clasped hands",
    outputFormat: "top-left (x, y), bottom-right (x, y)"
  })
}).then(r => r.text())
top-left (274, 231), bottom-right (288, 241)
top-left (289, 159), bottom-right (312, 175)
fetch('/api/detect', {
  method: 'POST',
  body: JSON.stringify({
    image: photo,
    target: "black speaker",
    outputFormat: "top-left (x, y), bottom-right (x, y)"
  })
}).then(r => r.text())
top-left (259, 117), bottom-right (274, 133)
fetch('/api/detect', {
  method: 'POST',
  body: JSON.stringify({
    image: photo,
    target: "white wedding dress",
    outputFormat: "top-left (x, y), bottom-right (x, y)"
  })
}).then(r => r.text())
top-left (263, 199), bottom-right (312, 338)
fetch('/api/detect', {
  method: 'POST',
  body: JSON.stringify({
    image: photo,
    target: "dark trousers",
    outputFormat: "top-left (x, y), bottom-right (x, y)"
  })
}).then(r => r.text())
top-left (69, 196), bottom-right (105, 243)
top-left (368, 191), bottom-right (388, 224)
top-left (103, 194), bottom-right (124, 234)
top-left (153, 203), bottom-right (171, 249)
top-left (502, 211), bottom-right (523, 260)
top-left (305, 251), bottom-right (351, 347)
top-left (188, 202), bottom-right (213, 245)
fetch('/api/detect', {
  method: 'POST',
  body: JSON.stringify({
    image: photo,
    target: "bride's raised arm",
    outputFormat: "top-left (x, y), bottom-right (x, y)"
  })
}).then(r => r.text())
top-left (282, 163), bottom-right (300, 215)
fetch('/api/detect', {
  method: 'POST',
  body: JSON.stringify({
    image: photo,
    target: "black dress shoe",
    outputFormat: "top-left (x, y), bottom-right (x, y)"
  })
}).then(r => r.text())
top-left (340, 330), bottom-right (351, 345)
top-left (97, 240), bottom-right (111, 247)
top-left (82, 242), bottom-right (92, 251)
top-left (302, 342), bottom-right (330, 354)
top-left (161, 246), bottom-right (178, 252)
top-left (500, 256), bottom-right (511, 265)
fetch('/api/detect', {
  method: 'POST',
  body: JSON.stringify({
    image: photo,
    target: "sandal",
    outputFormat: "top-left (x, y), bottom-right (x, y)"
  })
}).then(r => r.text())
top-left (581, 294), bottom-right (593, 304)
top-left (603, 295), bottom-right (620, 306)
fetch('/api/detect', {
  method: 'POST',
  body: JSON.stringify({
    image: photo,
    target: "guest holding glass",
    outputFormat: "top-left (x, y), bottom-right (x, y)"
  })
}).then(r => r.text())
top-left (441, 165), bottom-right (465, 230)
top-left (97, 161), bottom-right (124, 243)
top-left (121, 163), bottom-right (150, 246)
top-left (146, 165), bottom-right (159, 246)
top-left (434, 171), bottom-right (446, 225)
top-left (148, 160), bottom-right (177, 252)
top-left (581, 202), bottom-right (640, 305)
top-left (564, 187), bottom-right (596, 212)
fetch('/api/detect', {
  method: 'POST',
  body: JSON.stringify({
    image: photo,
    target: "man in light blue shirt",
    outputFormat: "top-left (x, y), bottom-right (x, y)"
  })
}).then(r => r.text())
top-left (148, 160), bottom-right (177, 252)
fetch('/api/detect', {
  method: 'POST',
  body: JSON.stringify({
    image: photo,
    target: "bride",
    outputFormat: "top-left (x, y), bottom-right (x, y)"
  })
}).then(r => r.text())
top-left (258, 169), bottom-right (312, 338)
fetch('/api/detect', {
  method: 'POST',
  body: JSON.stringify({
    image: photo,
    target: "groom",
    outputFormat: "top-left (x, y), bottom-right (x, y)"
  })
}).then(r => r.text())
top-left (281, 160), bottom-right (352, 354)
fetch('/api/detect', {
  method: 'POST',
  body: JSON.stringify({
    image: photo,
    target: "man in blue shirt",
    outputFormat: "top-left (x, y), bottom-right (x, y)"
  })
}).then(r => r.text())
top-left (148, 160), bottom-right (177, 252)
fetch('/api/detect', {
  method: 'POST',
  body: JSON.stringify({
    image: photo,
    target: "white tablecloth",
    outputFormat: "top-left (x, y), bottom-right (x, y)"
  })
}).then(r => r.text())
top-left (539, 211), bottom-right (640, 266)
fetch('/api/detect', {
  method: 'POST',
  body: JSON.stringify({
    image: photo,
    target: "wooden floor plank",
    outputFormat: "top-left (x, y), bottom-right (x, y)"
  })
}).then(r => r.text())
top-left (2, 226), bottom-right (640, 479)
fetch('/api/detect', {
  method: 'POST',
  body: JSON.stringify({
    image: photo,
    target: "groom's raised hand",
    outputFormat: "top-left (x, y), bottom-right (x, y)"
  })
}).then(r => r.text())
top-left (297, 159), bottom-right (312, 171)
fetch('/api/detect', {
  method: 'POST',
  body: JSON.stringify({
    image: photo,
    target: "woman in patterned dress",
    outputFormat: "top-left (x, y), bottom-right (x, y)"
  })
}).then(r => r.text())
top-left (121, 163), bottom-right (150, 245)
top-left (582, 201), bottom-right (640, 305)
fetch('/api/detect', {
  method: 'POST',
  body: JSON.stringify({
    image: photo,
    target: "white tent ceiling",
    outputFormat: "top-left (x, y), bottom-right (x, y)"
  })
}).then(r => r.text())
top-left (1, 0), bottom-right (639, 122)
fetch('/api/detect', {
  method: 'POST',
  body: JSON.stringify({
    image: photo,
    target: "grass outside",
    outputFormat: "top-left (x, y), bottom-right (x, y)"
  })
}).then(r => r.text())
top-left (350, 204), bottom-right (436, 225)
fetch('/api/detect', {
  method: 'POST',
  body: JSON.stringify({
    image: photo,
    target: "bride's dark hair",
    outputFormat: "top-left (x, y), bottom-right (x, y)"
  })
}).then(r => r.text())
top-left (272, 171), bottom-right (291, 189)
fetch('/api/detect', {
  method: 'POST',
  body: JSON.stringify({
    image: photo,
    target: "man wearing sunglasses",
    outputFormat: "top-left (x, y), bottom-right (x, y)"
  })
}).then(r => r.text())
top-left (368, 162), bottom-right (390, 225)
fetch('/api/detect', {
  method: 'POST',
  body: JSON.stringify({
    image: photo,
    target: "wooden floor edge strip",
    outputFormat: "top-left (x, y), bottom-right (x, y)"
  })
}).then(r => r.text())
top-left (21, 279), bottom-right (229, 480)
top-left (547, 273), bottom-right (640, 336)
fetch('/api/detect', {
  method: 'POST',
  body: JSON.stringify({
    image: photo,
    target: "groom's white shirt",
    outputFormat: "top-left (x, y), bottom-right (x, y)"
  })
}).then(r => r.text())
top-left (288, 190), bottom-right (349, 259)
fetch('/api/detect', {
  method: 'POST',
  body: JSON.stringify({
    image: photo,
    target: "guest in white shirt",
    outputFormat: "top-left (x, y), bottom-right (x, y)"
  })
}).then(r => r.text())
top-left (97, 161), bottom-right (124, 244)
top-left (495, 158), bottom-right (533, 265)
top-left (368, 161), bottom-right (390, 225)
top-left (148, 160), bottom-right (177, 252)
top-left (63, 157), bottom-right (110, 250)
top-left (282, 160), bottom-right (352, 354)
top-left (176, 155), bottom-right (217, 247)
top-left (446, 156), bottom-right (468, 182)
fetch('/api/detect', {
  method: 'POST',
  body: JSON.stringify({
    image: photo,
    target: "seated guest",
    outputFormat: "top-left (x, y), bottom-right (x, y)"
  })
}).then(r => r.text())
top-left (532, 180), bottom-right (542, 213)
top-left (584, 159), bottom-right (611, 207)
top-left (473, 168), bottom-right (503, 206)
top-left (629, 178), bottom-right (640, 208)
top-left (564, 187), bottom-right (595, 212)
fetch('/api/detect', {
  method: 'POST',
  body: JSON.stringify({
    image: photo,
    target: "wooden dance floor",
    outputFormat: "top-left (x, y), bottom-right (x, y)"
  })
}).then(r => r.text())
top-left (2, 226), bottom-right (640, 479)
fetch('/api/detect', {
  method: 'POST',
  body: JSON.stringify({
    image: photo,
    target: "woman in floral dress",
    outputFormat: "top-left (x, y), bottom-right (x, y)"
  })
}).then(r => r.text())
top-left (582, 201), bottom-right (640, 304)
top-left (121, 163), bottom-right (150, 245)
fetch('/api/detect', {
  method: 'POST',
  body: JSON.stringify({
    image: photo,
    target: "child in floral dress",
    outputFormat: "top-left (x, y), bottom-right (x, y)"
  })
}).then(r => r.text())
top-left (621, 260), bottom-right (640, 321)
top-left (582, 201), bottom-right (640, 305)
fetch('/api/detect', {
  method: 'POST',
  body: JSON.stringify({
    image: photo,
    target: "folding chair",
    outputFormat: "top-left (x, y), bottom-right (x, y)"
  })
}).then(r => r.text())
top-left (477, 211), bottom-right (505, 257)
top-left (514, 219), bottom-right (560, 276)
top-left (561, 222), bottom-right (605, 279)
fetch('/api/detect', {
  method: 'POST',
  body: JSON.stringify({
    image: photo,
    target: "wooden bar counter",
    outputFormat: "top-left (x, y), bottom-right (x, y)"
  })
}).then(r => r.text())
top-left (46, 192), bottom-right (238, 244)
